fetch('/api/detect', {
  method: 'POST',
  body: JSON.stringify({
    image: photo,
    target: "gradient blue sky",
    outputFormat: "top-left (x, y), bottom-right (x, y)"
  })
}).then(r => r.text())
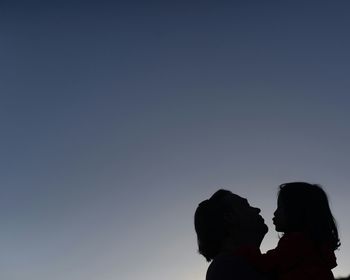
top-left (1, 1), bottom-right (350, 279)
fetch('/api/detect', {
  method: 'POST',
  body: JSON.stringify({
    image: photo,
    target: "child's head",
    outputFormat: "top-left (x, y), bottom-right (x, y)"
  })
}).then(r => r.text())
top-left (273, 182), bottom-right (340, 250)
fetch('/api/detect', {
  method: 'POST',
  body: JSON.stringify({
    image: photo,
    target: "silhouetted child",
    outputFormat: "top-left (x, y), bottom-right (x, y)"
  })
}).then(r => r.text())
top-left (259, 182), bottom-right (340, 280)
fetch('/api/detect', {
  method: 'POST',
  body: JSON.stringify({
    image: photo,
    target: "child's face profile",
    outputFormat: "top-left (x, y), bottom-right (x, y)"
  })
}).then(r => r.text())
top-left (273, 197), bottom-right (288, 232)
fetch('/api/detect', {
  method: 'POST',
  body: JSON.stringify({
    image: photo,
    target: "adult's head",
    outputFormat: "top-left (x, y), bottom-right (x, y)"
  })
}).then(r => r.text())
top-left (194, 189), bottom-right (268, 262)
top-left (273, 182), bottom-right (340, 250)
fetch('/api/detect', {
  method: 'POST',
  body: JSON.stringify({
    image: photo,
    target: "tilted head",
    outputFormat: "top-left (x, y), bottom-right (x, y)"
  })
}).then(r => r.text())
top-left (194, 189), bottom-right (267, 261)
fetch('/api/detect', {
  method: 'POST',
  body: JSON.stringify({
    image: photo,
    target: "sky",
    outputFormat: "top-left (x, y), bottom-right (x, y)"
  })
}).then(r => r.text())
top-left (1, 1), bottom-right (350, 279)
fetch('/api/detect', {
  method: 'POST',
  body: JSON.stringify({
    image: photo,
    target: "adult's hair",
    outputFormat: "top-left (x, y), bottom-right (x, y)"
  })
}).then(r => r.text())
top-left (194, 189), bottom-right (237, 262)
top-left (278, 182), bottom-right (340, 250)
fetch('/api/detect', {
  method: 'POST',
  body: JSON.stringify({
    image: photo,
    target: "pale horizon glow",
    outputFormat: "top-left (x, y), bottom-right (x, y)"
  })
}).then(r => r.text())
top-left (1, 1), bottom-right (350, 280)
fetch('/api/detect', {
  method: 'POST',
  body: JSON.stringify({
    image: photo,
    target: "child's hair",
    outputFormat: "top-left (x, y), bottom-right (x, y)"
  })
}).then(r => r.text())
top-left (278, 182), bottom-right (340, 250)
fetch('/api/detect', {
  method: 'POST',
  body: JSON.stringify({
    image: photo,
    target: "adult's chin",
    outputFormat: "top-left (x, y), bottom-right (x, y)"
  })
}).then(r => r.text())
top-left (255, 223), bottom-right (268, 246)
top-left (257, 222), bottom-right (268, 237)
top-left (261, 223), bottom-right (269, 235)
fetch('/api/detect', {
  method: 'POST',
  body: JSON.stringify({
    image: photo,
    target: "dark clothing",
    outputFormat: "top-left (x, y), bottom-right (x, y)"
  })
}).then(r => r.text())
top-left (259, 233), bottom-right (336, 280)
top-left (235, 233), bottom-right (337, 280)
top-left (206, 252), bottom-right (268, 280)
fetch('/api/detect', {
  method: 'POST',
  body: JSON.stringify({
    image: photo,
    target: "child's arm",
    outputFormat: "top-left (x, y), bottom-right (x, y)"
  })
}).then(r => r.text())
top-left (259, 233), bottom-right (305, 273)
top-left (232, 234), bottom-right (306, 275)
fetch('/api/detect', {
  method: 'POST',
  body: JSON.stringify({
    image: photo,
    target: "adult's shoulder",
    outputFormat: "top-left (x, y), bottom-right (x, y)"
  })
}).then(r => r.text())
top-left (206, 253), bottom-right (268, 280)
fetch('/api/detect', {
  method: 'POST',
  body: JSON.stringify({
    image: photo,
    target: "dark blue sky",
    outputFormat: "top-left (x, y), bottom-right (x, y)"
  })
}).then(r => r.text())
top-left (1, 1), bottom-right (350, 279)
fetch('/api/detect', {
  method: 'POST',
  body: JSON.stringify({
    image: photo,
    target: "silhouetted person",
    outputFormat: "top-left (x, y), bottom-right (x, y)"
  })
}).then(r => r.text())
top-left (253, 182), bottom-right (340, 280)
top-left (194, 189), bottom-right (269, 280)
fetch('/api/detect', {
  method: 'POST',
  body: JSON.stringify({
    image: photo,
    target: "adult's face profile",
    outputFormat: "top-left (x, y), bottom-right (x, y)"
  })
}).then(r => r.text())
top-left (223, 192), bottom-right (268, 235)
top-left (194, 189), bottom-right (268, 262)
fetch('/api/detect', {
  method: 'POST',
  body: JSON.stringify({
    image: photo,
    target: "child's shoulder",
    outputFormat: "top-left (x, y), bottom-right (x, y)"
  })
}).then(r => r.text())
top-left (280, 232), bottom-right (308, 242)
top-left (278, 232), bottom-right (313, 249)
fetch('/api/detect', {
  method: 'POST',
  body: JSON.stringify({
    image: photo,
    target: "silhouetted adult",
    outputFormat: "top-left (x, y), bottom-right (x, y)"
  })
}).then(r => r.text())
top-left (194, 189), bottom-right (269, 280)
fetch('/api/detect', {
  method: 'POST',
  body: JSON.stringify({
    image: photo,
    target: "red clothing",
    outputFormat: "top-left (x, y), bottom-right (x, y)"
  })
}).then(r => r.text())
top-left (255, 233), bottom-right (336, 280)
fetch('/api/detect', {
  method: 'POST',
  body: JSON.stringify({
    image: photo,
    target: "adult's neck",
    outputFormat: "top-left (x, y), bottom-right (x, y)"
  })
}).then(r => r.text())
top-left (220, 234), bottom-right (263, 254)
